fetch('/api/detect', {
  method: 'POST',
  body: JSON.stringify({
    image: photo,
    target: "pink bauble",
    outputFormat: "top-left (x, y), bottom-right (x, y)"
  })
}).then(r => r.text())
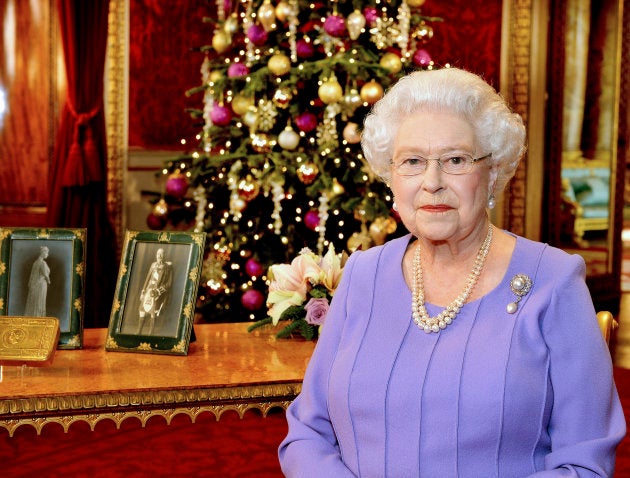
top-left (363, 7), bottom-right (378, 25)
top-left (296, 38), bottom-right (315, 59)
top-left (210, 105), bottom-right (232, 126)
top-left (304, 210), bottom-right (320, 231)
top-left (227, 63), bottom-right (249, 77)
top-left (323, 14), bottom-right (346, 37)
top-left (165, 174), bottom-right (188, 199)
top-left (146, 212), bottom-right (167, 230)
top-left (245, 258), bottom-right (264, 277)
top-left (413, 48), bottom-right (432, 67)
top-left (295, 111), bottom-right (318, 132)
top-left (247, 24), bottom-right (268, 46)
top-left (241, 289), bottom-right (265, 311)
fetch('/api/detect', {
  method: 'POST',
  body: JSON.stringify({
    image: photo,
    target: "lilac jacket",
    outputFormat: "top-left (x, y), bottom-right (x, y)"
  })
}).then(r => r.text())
top-left (279, 234), bottom-right (625, 477)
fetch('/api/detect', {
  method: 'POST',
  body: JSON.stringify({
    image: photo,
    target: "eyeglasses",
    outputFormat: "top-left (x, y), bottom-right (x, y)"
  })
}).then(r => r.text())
top-left (391, 153), bottom-right (492, 176)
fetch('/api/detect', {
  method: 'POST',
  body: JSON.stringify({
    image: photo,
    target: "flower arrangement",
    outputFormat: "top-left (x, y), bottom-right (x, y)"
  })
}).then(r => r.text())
top-left (248, 245), bottom-right (346, 339)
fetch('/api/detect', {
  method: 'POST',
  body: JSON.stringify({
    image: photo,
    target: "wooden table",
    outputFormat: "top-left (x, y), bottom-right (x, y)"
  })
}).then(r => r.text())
top-left (0, 323), bottom-right (316, 436)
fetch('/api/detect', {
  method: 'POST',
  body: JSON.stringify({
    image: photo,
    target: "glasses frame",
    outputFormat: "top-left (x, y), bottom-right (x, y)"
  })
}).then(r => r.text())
top-left (391, 152), bottom-right (492, 176)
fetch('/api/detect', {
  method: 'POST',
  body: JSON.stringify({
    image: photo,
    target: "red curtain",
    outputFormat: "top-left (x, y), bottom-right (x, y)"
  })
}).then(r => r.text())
top-left (48, 0), bottom-right (117, 328)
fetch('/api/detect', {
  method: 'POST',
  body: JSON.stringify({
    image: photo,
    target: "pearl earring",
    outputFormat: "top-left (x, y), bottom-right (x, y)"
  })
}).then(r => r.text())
top-left (392, 201), bottom-right (398, 211)
top-left (487, 194), bottom-right (496, 210)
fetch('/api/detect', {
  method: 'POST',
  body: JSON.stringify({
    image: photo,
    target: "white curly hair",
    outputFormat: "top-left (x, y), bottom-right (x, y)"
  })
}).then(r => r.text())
top-left (361, 67), bottom-right (526, 194)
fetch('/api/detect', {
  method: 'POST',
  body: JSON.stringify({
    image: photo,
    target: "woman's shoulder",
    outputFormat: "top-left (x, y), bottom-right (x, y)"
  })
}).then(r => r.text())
top-left (347, 234), bottom-right (411, 266)
top-left (512, 234), bottom-right (586, 277)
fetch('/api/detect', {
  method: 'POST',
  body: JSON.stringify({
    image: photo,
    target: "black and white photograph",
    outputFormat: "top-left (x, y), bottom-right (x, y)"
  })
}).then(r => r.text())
top-left (0, 228), bottom-right (86, 349)
top-left (106, 230), bottom-right (205, 355)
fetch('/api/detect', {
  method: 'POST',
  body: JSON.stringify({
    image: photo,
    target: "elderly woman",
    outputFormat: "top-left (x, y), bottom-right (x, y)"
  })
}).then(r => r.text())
top-left (279, 68), bottom-right (625, 477)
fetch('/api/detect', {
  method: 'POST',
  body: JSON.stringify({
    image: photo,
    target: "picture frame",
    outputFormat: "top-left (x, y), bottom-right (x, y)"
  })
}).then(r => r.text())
top-left (0, 228), bottom-right (87, 349)
top-left (106, 230), bottom-right (205, 355)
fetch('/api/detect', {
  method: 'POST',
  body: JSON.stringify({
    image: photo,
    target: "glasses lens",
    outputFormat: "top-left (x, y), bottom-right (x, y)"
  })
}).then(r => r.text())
top-left (440, 154), bottom-right (473, 175)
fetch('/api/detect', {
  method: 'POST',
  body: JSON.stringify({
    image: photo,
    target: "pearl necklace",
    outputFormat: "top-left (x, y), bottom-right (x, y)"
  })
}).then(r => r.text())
top-left (412, 225), bottom-right (493, 333)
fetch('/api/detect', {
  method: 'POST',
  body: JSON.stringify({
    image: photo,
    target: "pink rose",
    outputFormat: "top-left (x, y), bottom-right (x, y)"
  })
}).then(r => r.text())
top-left (304, 298), bottom-right (330, 326)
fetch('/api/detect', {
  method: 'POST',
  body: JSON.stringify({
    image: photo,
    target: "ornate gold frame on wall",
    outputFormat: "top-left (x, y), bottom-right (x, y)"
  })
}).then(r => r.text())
top-left (105, 0), bottom-right (128, 251)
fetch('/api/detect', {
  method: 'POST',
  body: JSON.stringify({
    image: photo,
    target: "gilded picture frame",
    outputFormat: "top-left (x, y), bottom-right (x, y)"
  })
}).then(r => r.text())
top-left (106, 230), bottom-right (205, 355)
top-left (0, 228), bottom-right (86, 349)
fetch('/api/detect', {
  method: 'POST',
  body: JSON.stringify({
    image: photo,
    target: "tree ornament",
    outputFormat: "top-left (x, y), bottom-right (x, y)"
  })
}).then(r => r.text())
top-left (407, 0), bottom-right (427, 7)
top-left (250, 133), bottom-right (273, 153)
top-left (212, 30), bottom-right (231, 53)
top-left (347, 229), bottom-right (373, 251)
top-left (241, 289), bottom-right (265, 311)
top-left (342, 122), bottom-right (362, 144)
top-left (413, 48), bottom-right (432, 67)
top-left (272, 87), bottom-right (293, 108)
top-left (278, 125), bottom-right (300, 150)
top-left (346, 10), bottom-right (366, 40)
top-left (268, 53), bottom-right (292, 76)
top-left (224, 13), bottom-right (239, 35)
top-left (257, 0), bottom-right (276, 32)
top-left (297, 162), bottom-right (319, 184)
top-left (210, 104), bottom-right (233, 126)
top-left (245, 257), bottom-right (264, 277)
top-left (413, 22), bottom-right (434, 43)
top-left (227, 62), bottom-right (249, 77)
top-left (295, 111), bottom-right (318, 132)
top-left (296, 38), bottom-right (315, 58)
top-left (363, 7), bottom-right (379, 25)
top-left (146, 212), bottom-right (167, 230)
top-left (231, 94), bottom-right (255, 116)
top-left (318, 76), bottom-right (343, 104)
top-left (247, 24), bottom-right (268, 46)
top-left (369, 216), bottom-right (397, 245)
top-left (230, 195), bottom-right (247, 213)
top-left (205, 278), bottom-right (226, 296)
top-left (304, 210), bottom-right (320, 231)
top-left (324, 14), bottom-right (346, 38)
top-left (275, 1), bottom-right (292, 23)
top-left (360, 80), bottom-right (384, 105)
top-left (237, 175), bottom-right (260, 201)
top-left (380, 52), bottom-right (403, 74)
top-left (166, 172), bottom-right (189, 199)
top-left (242, 107), bottom-right (259, 129)
top-left (329, 178), bottom-right (345, 198)
top-left (340, 88), bottom-right (362, 118)
top-left (209, 70), bottom-right (223, 84)
top-left (152, 198), bottom-right (169, 218)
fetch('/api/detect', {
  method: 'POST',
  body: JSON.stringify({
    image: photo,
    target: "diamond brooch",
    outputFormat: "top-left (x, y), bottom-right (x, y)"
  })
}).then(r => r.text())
top-left (506, 274), bottom-right (532, 314)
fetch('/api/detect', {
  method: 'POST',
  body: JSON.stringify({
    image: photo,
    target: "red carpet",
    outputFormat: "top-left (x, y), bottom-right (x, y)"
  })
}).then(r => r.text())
top-left (2, 370), bottom-right (629, 477)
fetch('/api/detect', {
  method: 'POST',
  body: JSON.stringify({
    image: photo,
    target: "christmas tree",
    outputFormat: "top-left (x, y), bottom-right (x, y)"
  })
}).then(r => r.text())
top-left (149, 0), bottom-right (442, 325)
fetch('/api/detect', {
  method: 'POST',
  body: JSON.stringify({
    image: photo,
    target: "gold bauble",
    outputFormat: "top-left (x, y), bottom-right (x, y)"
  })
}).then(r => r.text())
top-left (275, 1), bottom-right (293, 22)
top-left (257, 0), bottom-right (276, 32)
top-left (273, 87), bottom-right (293, 108)
top-left (380, 52), bottom-right (403, 74)
top-left (297, 162), bottom-right (319, 184)
top-left (329, 178), bottom-right (345, 198)
top-left (152, 198), bottom-right (168, 218)
top-left (347, 231), bottom-right (373, 252)
top-left (368, 216), bottom-right (397, 246)
top-left (268, 53), bottom-right (292, 76)
top-left (224, 14), bottom-right (239, 35)
top-left (406, 0), bottom-right (426, 6)
top-left (342, 122), bottom-right (362, 144)
top-left (212, 30), bottom-right (231, 54)
top-left (231, 94), bottom-right (255, 116)
top-left (243, 107), bottom-right (258, 128)
top-left (360, 80), bottom-right (384, 105)
top-left (209, 70), bottom-right (223, 84)
top-left (318, 77), bottom-right (343, 104)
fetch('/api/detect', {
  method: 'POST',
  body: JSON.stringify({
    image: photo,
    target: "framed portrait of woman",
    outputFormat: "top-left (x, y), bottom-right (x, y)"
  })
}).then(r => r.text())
top-left (0, 228), bottom-right (87, 349)
top-left (106, 230), bottom-right (205, 355)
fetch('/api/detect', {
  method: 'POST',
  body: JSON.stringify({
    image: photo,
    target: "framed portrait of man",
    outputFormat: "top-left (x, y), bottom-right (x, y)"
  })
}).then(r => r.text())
top-left (106, 230), bottom-right (205, 355)
top-left (0, 228), bottom-right (87, 349)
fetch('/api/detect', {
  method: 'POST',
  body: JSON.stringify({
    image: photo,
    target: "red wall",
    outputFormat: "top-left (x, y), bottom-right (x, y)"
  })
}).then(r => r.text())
top-left (128, 0), bottom-right (504, 150)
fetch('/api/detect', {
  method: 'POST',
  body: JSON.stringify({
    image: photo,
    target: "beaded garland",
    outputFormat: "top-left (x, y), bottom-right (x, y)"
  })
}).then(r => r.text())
top-left (412, 225), bottom-right (493, 333)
